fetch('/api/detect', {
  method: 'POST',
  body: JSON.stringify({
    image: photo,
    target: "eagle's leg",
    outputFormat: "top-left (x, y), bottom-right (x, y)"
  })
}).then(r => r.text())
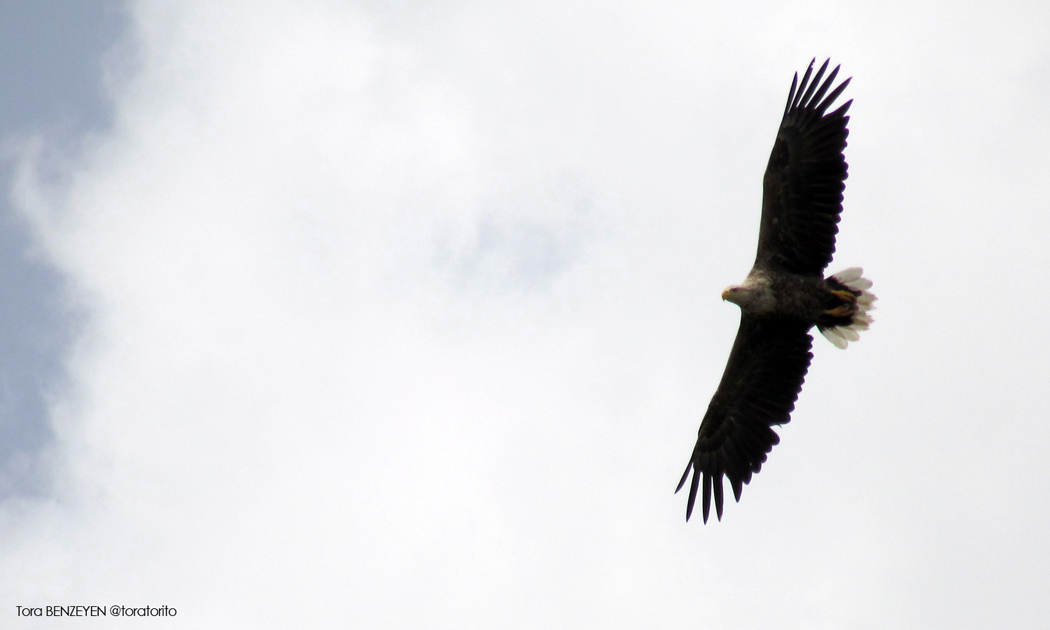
top-left (823, 304), bottom-right (852, 318)
top-left (823, 289), bottom-right (857, 318)
top-left (830, 289), bottom-right (857, 303)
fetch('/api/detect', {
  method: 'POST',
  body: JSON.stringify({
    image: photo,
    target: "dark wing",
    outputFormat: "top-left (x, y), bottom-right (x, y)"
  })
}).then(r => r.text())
top-left (756, 59), bottom-right (852, 276)
top-left (676, 316), bottom-right (813, 522)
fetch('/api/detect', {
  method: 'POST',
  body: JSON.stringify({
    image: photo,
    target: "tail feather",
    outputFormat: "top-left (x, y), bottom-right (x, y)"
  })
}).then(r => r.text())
top-left (820, 267), bottom-right (876, 349)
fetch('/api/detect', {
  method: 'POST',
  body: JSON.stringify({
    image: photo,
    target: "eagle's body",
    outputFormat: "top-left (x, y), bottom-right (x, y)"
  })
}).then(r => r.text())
top-left (677, 60), bottom-right (875, 523)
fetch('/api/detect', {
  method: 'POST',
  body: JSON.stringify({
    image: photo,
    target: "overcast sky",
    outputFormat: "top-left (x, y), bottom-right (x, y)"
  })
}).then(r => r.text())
top-left (2, 1), bottom-right (1049, 628)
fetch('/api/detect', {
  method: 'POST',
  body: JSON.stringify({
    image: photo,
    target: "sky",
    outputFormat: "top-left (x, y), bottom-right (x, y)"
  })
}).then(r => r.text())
top-left (1, 1), bottom-right (1049, 628)
top-left (0, 0), bottom-right (122, 499)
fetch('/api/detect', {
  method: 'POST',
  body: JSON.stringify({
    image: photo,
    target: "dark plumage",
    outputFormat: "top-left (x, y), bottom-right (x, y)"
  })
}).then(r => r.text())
top-left (676, 59), bottom-right (876, 523)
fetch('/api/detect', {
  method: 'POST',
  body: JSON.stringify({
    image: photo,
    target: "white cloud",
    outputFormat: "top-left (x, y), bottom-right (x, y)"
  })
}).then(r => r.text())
top-left (4, 1), bottom-right (1050, 628)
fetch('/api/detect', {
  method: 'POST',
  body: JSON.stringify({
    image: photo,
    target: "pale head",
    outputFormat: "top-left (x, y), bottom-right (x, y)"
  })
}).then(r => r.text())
top-left (721, 274), bottom-right (775, 314)
top-left (721, 285), bottom-right (746, 306)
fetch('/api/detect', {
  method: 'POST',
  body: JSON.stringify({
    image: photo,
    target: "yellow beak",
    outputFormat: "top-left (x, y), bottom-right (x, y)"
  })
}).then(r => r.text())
top-left (721, 288), bottom-right (731, 301)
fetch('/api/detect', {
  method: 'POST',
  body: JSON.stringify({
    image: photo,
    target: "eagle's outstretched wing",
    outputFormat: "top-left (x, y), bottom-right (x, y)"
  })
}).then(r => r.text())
top-left (676, 316), bottom-right (813, 522)
top-left (756, 59), bottom-right (852, 276)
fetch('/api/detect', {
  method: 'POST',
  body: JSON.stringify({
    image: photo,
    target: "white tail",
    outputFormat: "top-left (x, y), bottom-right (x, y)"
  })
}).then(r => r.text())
top-left (820, 267), bottom-right (876, 349)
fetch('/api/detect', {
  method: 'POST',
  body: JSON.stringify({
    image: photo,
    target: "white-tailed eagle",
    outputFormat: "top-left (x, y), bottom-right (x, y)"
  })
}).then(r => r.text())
top-left (676, 59), bottom-right (876, 523)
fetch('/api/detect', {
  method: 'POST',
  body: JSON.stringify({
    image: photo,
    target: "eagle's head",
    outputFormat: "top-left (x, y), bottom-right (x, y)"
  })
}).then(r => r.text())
top-left (721, 285), bottom-right (747, 305)
top-left (721, 275), bottom-right (774, 313)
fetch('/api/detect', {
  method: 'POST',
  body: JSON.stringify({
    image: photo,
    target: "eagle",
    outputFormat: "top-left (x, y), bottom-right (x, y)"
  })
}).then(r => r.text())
top-left (676, 59), bottom-right (876, 523)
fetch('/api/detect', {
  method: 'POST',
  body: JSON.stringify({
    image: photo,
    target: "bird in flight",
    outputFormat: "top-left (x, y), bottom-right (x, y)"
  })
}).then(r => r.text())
top-left (677, 59), bottom-right (876, 523)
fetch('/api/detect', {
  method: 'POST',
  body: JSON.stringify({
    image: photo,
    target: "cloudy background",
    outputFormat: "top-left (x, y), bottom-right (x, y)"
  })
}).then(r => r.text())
top-left (1, 1), bottom-right (1048, 628)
